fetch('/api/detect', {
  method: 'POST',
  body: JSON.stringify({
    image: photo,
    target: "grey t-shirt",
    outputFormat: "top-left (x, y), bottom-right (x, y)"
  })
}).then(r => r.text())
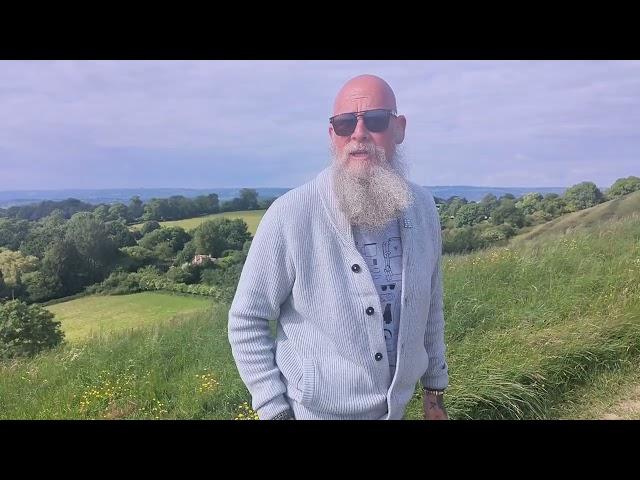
top-left (352, 218), bottom-right (403, 379)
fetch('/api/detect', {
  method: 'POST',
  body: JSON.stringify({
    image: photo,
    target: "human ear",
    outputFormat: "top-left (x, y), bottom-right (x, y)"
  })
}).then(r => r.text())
top-left (394, 115), bottom-right (407, 144)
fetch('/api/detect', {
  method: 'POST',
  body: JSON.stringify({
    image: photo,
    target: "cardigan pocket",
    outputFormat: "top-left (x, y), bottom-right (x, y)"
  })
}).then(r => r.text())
top-left (285, 357), bottom-right (316, 406)
top-left (300, 358), bottom-right (316, 406)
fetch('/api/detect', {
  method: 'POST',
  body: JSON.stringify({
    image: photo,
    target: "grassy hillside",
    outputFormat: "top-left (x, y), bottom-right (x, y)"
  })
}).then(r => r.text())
top-left (512, 190), bottom-right (640, 244)
top-left (2, 195), bottom-right (640, 419)
top-left (402, 209), bottom-right (640, 419)
top-left (131, 209), bottom-right (266, 235)
top-left (45, 292), bottom-right (213, 343)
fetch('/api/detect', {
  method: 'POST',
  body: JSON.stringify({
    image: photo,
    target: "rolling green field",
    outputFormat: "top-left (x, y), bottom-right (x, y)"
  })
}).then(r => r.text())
top-left (131, 209), bottom-right (266, 235)
top-left (45, 292), bottom-right (214, 343)
top-left (2, 193), bottom-right (640, 420)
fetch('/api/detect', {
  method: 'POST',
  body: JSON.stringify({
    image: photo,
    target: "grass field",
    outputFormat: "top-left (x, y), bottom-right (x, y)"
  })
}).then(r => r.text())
top-left (2, 193), bottom-right (640, 419)
top-left (130, 209), bottom-right (266, 235)
top-left (0, 304), bottom-right (249, 420)
top-left (45, 292), bottom-right (214, 343)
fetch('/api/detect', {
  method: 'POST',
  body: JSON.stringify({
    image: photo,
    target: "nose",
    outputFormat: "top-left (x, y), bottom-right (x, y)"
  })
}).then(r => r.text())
top-left (350, 115), bottom-right (370, 142)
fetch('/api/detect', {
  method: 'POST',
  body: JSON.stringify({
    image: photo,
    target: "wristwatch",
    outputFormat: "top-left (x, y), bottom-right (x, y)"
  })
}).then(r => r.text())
top-left (423, 387), bottom-right (446, 396)
top-left (272, 409), bottom-right (295, 420)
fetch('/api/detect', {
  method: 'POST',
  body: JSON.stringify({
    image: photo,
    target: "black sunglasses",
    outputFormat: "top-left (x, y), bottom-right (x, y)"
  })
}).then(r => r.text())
top-left (329, 109), bottom-right (397, 137)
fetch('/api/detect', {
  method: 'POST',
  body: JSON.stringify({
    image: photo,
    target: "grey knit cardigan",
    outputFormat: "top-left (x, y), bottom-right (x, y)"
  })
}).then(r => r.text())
top-left (228, 166), bottom-right (449, 420)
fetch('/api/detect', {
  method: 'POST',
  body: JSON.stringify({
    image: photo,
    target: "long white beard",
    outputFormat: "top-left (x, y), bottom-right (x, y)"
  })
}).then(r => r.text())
top-left (330, 142), bottom-right (414, 232)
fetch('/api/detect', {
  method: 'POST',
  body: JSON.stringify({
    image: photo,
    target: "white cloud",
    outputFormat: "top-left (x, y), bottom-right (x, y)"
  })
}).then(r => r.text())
top-left (0, 60), bottom-right (639, 189)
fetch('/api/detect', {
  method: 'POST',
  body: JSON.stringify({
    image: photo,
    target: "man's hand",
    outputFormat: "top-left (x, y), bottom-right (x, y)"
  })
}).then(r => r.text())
top-left (423, 391), bottom-right (449, 420)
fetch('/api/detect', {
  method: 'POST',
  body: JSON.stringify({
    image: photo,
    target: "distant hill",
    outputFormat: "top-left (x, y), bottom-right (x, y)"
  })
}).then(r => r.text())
top-left (0, 185), bottom-right (566, 208)
top-left (0, 187), bottom-right (291, 208)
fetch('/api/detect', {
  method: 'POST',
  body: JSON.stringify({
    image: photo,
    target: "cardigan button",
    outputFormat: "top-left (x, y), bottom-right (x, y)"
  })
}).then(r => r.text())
top-left (374, 352), bottom-right (383, 361)
top-left (351, 264), bottom-right (361, 273)
top-left (365, 306), bottom-right (375, 315)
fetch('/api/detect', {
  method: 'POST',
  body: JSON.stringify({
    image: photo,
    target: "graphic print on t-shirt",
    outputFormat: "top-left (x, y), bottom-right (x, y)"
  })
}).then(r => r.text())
top-left (353, 220), bottom-right (403, 375)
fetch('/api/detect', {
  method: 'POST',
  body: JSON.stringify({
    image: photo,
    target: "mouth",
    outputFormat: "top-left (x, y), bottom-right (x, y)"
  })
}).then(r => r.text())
top-left (349, 150), bottom-right (370, 159)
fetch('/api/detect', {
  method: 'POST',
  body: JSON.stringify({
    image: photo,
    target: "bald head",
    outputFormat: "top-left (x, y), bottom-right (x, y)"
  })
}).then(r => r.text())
top-left (333, 74), bottom-right (398, 116)
top-left (329, 75), bottom-right (412, 230)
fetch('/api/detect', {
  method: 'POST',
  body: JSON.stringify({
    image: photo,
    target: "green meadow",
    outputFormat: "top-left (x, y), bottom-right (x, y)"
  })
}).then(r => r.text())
top-left (2, 193), bottom-right (640, 419)
top-left (131, 209), bottom-right (266, 235)
top-left (45, 292), bottom-right (214, 343)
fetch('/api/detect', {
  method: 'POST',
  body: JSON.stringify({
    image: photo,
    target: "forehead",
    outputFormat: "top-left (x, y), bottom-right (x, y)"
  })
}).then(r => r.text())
top-left (333, 85), bottom-right (396, 116)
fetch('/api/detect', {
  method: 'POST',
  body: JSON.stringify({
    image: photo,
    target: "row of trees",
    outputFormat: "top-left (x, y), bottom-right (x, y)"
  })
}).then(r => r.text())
top-left (0, 188), bottom-right (278, 223)
top-left (0, 206), bottom-right (253, 305)
top-left (437, 176), bottom-right (640, 254)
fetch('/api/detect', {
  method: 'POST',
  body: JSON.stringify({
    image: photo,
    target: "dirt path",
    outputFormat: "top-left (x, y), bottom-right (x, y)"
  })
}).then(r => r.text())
top-left (600, 384), bottom-right (640, 420)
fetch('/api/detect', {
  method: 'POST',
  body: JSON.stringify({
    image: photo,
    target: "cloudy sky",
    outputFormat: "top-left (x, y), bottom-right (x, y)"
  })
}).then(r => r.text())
top-left (1, 60), bottom-right (638, 191)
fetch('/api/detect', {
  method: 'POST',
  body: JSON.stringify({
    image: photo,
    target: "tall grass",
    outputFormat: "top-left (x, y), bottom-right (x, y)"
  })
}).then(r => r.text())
top-left (2, 212), bottom-right (640, 419)
top-left (0, 304), bottom-right (250, 419)
top-left (404, 212), bottom-right (640, 419)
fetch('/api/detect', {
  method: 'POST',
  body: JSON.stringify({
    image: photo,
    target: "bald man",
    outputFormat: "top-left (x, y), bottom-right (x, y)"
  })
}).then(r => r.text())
top-left (228, 75), bottom-right (449, 420)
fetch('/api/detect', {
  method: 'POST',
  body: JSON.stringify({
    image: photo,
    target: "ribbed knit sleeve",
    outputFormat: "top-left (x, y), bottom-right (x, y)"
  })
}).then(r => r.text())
top-left (227, 200), bottom-right (296, 419)
top-left (420, 192), bottom-right (449, 391)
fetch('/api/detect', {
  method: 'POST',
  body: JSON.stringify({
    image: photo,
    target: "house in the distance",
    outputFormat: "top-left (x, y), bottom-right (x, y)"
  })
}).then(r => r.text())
top-left (192, 254), bottom-right (217, 266)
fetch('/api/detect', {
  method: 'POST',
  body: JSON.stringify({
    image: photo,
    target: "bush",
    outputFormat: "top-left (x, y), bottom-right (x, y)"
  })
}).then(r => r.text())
top-left (86, 270), bottom-right (142, 295)
top-left (443, 227), bottom-right (484, 254)
top-left (0, 299), bottom-right (64, 358)
top-left (140, 220), bottom-right (161, 236)
top-left (21, 270), bottom-right (62, 303)
top-left (607, 176), bottom-right (640, 199)
top-left (166, 264), bottom-right (200, 285)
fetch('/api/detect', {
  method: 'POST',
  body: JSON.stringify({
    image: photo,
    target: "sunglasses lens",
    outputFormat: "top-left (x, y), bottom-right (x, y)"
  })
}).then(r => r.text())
top-left (332, 114), bottom-right (357, 136)
top-left (364, 110), bottom-right (391, 132)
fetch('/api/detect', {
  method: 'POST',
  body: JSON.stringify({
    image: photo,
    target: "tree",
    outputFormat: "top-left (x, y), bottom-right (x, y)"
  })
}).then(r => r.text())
top-left (564, 181), bottom-right (604, 211)
top-left (21, 271), bottom-right (61, 303)
top-left (108, 203), bottom-right (129, 222)
top-left (491, 199), bottom-right (525, 228)
top-left (62, 212), bottom-right (118, 289)
top-left (119, 246), bottom-right (157, 271)
top-left (5, 198), bottom-right (93, 221)
top-left (258, 197), bottom-right (277, 210)
top-left (142, 198), bottom-right (172, 221)
top-left (480, 193), bottom-right (499, 214)
top-left (540, 193), bottom-right (567, 217)
top-left (139, 226), bottom-right (190, 254)
top-left (18, 211), bottom-right (66, 259)
top-left (192, 218), bottom-right (252, 257)
top-left (140, 220), bottom-right (161, 236)
top-left (453, 203), bottom-right (486, 228)
top-left (93, 204), bottom-right (111, 222)
top-left (175, 241), bottom-right (197, 266)
top-left (444, 197), bottom-right (467, 218)
top-left (166, 264), bottom-right (200, 284)
top-left (219, 197), bottom-right (246, 213)
top-left (515, 192), bottom-right (543, 215)
top-left (128, 196), bottom-right (144, 220)
top-left (0, 270), bottom-right (7, 299)
top-left (607, 176), bottom-right (640, 199)
top-left (0, 300), bottom-right (64, 358)
top-left (41, 239), bottom-right (84, 296)
top-left (105, 221), bottom-right (137, 248)
top-left (0, 249), bottom-right (39, 299)
top-left (239, 188), bottom-right (259, 210)
top-left (0, 218), bottom-right (32, 250)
